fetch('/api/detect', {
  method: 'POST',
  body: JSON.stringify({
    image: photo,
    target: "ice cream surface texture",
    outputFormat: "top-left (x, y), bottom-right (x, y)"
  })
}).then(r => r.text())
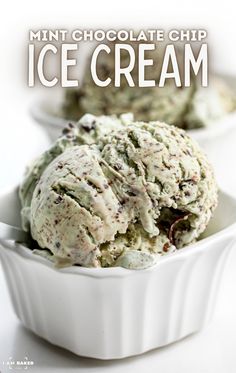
top-left (20, 114), bottom-right (218, 269)
top-left (20, 113), bottom-right (132, 231)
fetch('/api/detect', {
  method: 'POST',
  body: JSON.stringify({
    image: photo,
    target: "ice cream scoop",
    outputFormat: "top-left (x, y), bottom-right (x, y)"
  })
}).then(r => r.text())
top-left (22, 116), bottom-right (218, 269)
top-left (62, 41), bottom-right (236, 129)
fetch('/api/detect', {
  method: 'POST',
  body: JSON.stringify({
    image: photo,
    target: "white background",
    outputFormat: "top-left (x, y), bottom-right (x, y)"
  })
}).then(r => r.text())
top-left (1, 0), bottom-right (236, 372)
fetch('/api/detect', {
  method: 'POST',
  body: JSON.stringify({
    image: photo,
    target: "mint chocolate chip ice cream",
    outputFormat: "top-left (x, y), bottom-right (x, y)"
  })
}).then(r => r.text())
top-left (62, 41), bottom-right (236, 129)
top-left (20, 115), bottom-right (218, 269)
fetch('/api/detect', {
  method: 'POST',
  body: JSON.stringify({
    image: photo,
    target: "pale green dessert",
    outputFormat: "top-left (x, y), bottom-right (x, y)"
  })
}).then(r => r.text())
top-left (20, 115), bottom-right (218, 269)
top-left (62, 42), bottom-right (236, 129)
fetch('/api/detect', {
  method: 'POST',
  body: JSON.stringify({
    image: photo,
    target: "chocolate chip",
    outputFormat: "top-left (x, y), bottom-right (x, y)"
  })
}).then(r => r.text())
top-left (114, 163), bottom-right (123, 171)
top-left (120, 198), bottom-right (127, 205)
top-left (81, 121), bottom-right (96, 133)
top-left (55, 195), bottom-right (63, 204)
top-left (62, 127), bottom-right (71, 135)
top-left (126, 190), bottom-right (136, 197)
top-left (163, 243), bottom-right (170, 252)
top-left (56, 162), bottom-right (63, 169)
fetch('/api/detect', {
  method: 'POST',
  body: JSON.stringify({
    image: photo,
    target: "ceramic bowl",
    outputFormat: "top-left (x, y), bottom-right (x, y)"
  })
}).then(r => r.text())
top-left (0, 187), bottom-right (236, 359)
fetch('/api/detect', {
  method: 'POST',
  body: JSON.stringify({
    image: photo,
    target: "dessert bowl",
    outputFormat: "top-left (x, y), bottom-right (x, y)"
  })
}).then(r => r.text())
top-left (0, 186), bottom-right (236, 359)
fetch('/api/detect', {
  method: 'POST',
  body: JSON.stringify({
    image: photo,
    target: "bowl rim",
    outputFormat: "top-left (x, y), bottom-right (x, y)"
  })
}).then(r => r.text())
top-left (1, 187), bottom-right (236, 278)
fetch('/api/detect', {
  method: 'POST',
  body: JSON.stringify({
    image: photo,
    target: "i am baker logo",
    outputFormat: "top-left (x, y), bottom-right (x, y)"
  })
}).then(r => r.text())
top-left (2, 356), bottom-right (34, 370)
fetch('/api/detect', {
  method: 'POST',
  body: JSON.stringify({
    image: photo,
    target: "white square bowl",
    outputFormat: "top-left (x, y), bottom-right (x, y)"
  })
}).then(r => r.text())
top-left (0, 187), bottom-right (236, 359)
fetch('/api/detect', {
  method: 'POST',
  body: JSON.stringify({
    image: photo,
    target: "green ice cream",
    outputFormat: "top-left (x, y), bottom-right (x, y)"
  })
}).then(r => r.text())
top-left (20, 114), bottom-right (218, 269)
top-left (62, 41), bottom-right (236, 129)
